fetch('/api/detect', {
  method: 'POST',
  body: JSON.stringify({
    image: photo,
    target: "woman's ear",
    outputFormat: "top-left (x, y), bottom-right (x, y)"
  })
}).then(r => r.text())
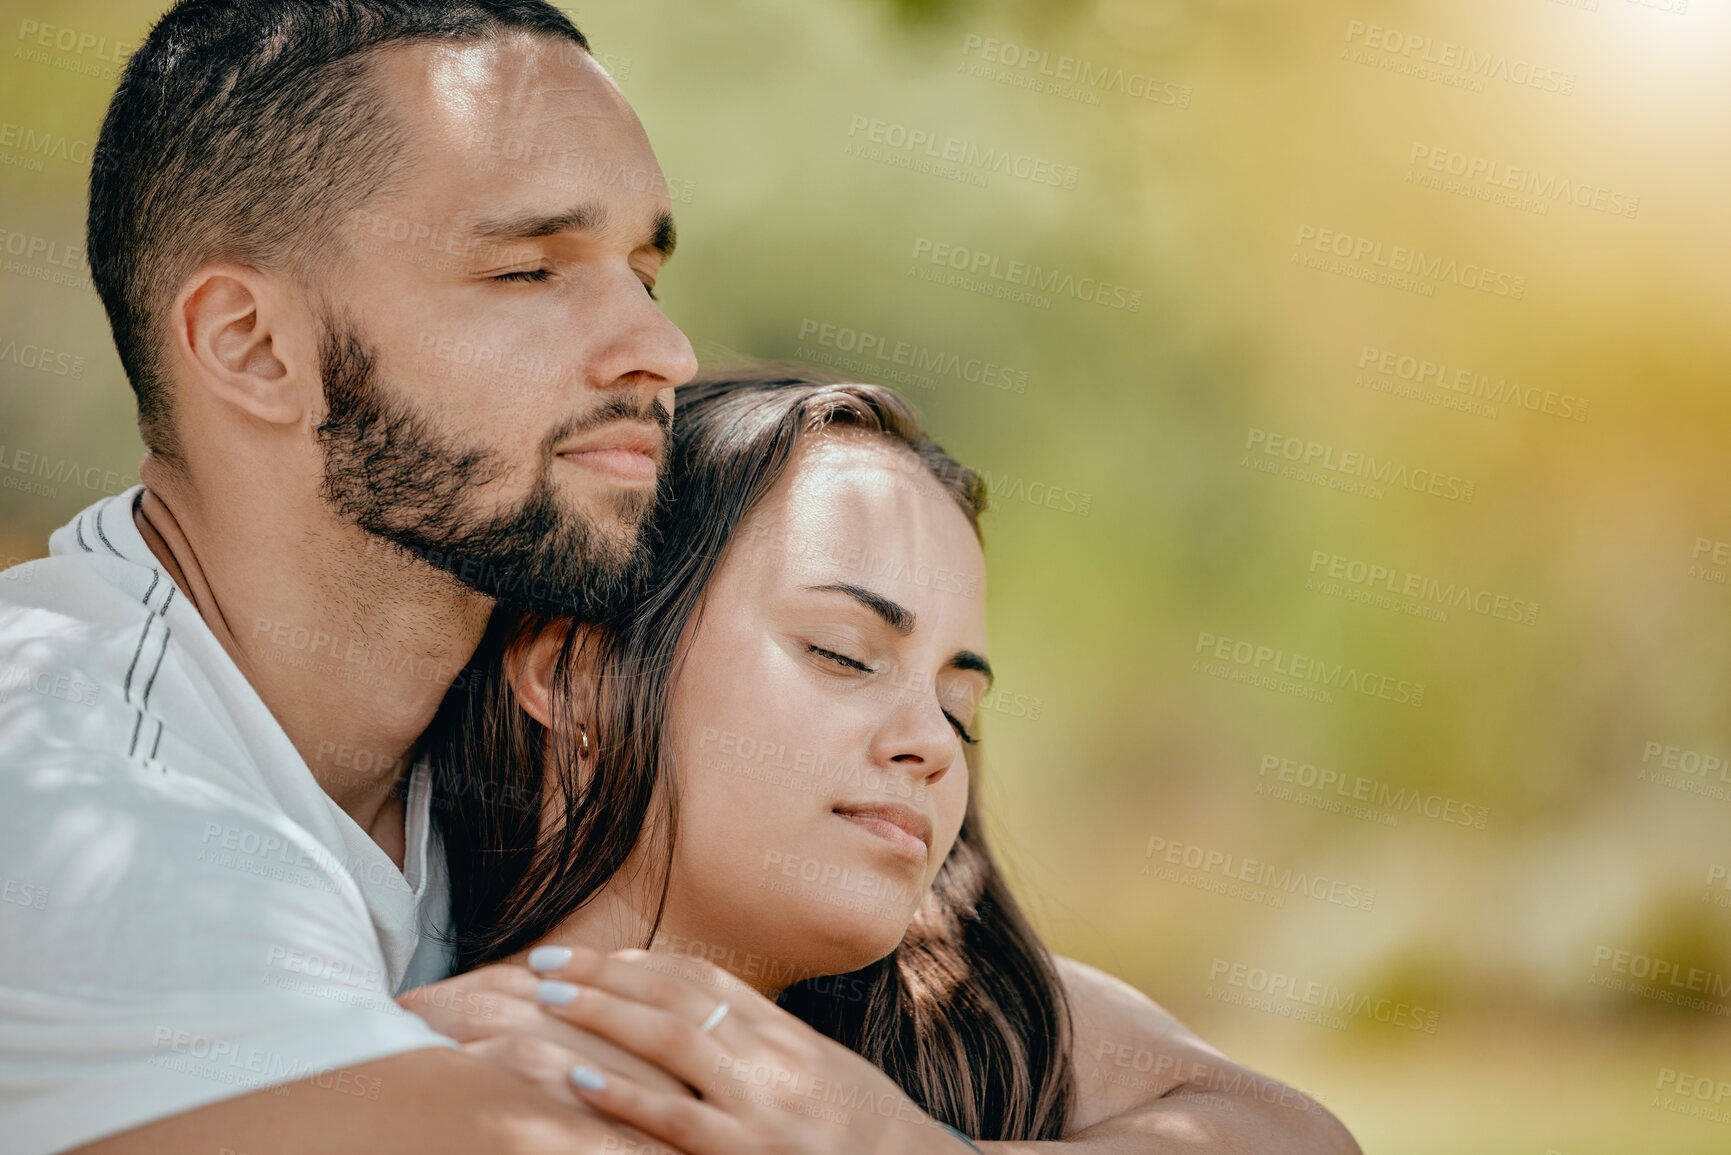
top-left (504, 622), bottom-right (601, 732)
top-left (504, 624), bottom-right (565, 729)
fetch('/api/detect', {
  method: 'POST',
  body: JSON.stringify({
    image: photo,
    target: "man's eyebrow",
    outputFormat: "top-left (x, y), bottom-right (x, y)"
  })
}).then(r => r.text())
top-left (950, 650), bottom-right (995, 685)
top-left (467, 203), bottom-right (677, 259)
top-left (469, 202), bottom-right (607, 241)
top-left (805, 582), bottom-right (914, 634)
top-left (650, 210), bottom-right (677, 259)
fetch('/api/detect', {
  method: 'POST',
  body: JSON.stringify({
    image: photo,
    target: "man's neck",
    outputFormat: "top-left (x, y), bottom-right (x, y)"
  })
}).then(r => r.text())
top-left (133, 462), bottom-right (493, 865)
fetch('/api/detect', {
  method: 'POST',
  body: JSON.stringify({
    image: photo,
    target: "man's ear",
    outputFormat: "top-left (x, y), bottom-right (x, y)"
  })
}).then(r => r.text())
top-left (504, 623), bottom-right (602, 731)
top-left (172, 263), bottom-right (316, 427)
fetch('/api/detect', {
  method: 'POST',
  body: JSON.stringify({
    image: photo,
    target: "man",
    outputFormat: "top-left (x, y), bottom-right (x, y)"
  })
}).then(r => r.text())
top-left (3, 3), bottom-right (694, 1151)
top-left (0, 2), bottom-right (1357, 1152)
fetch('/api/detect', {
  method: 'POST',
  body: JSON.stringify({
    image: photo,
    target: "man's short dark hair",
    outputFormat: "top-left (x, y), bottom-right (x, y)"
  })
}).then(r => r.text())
top-left (87, 0), bottom-right (590, 466)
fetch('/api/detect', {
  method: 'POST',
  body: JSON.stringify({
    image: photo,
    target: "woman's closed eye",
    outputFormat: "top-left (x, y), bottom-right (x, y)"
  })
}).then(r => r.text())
top-left (807, 644), bottom-right (978, 745)
top-left (943, 709), bottom-right (978, 746)
top-left (807, 643), bottom-right (873, 674)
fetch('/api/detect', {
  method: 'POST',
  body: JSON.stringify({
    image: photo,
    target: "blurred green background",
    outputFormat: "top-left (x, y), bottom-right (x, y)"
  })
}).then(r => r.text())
top-left (4, 0), bottom-right (1729, 1150)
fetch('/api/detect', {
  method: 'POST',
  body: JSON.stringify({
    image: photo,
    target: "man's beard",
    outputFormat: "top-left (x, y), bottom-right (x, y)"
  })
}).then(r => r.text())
top-left (314, 318), bottom-right (666, 618)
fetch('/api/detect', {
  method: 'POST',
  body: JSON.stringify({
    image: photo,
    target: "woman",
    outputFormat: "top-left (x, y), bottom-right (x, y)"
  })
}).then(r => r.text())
top-left (412, 369), bottom-right (1351, 1153)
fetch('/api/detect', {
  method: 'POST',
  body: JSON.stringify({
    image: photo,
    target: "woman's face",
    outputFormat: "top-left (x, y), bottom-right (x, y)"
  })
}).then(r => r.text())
top-left (656, 433), bottom-right (988, 991)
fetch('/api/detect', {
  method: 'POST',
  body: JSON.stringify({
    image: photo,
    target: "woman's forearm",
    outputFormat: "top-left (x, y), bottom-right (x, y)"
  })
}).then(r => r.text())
top-left (977, 1084), bottom-right (1360, 1155)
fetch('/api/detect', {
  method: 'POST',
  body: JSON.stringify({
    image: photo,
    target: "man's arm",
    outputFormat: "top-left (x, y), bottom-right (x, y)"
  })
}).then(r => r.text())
top-left (69, 1047), bottom-right (666, 1155)
top-left (974, 957), bottom-right (1360, 1155)
top-left (0, 759), bottom-right (671, 1155)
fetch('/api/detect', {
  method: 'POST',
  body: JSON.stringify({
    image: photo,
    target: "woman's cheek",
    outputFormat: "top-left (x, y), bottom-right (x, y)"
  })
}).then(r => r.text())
top-left (933, 774), bottom-right (970, 860)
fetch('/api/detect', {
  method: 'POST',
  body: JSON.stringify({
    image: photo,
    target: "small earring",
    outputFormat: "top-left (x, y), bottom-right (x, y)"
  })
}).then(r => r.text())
top-left (578, 723), bottom-right (591, 759)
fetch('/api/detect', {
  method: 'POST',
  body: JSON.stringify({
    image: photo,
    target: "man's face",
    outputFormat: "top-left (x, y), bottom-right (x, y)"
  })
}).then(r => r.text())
top-left (317, 34), bottom-right (697, 615)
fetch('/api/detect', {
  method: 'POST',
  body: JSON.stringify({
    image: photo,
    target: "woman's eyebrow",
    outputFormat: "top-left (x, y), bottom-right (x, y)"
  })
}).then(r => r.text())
top-left (950, 650), bottom-right (994, 685)
top-left (803, 582), bottom-right (914, 634)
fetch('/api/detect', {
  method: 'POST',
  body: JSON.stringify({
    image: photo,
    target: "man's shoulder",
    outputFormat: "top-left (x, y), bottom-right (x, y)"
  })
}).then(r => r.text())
top-left (0, 544), bottom-right (167, 628)
top-left (0, 489), bottom-right (183, 625)
top-left (0, 549), bottom-right (238, 762)
top-left (0, 549), bottom-right (178, 759)
top-left (0, 727), bottom-right (385, 1001)
top-left (0, 507), bottom-right (177, 692)
top-left (0, 501), bottom-right (287, 801)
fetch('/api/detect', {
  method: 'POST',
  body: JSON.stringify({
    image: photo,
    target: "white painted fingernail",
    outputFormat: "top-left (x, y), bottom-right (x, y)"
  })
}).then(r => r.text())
top-left (570, 1065), bottom-right (607, 1091)
top-left (538, 980), bottom-right (579, 1006)
top-left (528, 946), bottom-right (573, 972)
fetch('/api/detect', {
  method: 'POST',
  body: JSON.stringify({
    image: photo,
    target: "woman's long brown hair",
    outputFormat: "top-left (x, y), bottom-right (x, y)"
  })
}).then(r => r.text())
top-left (426, 368), bottom-right (1075, 1141)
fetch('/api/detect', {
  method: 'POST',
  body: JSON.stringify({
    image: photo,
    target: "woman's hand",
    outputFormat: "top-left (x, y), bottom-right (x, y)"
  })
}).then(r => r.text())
top-left (396, 961), bottom-right (696, 1111)
top-left (527, 945), bottom-right (972, 1155)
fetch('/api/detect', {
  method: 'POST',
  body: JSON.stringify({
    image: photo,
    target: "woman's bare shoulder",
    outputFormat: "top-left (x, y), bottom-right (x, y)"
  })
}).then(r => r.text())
top-left (1057, 954), bottom-right (1225, 1047)
top-left (1053, 956), bottom-right (1358, 1150)
top-left (1054, 955), bottom-right (1235, 1131)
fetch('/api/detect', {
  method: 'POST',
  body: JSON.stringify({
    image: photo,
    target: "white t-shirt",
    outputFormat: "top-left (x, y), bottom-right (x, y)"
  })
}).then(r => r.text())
top-left (0, 489), bottom-right (458, 1155)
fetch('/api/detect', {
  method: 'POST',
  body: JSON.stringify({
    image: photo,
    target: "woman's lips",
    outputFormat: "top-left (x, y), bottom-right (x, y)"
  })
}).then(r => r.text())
top-left (832, 803), bottom-right (932, 864)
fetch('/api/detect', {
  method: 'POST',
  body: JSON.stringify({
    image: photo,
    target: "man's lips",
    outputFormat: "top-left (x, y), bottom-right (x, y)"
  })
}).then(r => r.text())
top-left (831, 802), bottom-right (933, 864)
top-left (555, 422), bottom-right (664, 485)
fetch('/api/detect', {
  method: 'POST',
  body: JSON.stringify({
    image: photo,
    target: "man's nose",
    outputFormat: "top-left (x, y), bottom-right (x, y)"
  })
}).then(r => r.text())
top-left (580, 269), bottom-right (698, 396)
